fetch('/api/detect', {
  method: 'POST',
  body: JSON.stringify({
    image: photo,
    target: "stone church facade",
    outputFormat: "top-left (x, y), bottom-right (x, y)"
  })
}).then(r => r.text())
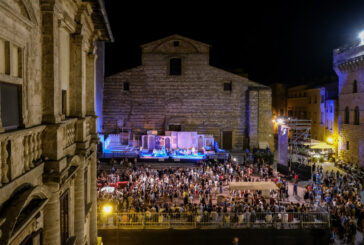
top-left (103, 35), bottom-right (273, 151)
top-left (0, 0), bottom-right (112, 244)
top-left (334, 41), bottom-right (364, 168)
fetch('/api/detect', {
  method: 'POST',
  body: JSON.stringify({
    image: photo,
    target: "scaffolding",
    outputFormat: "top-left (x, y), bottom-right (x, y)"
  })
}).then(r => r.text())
top-left (286, 118), bottom-right (311, 158)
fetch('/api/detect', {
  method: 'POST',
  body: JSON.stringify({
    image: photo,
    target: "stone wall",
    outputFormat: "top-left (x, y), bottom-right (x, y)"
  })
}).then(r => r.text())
top-left (334, 43), bottom-right (364, 168)
top-left (103, 35), bottom-right (273, 150)
top-left (0, 0), bottom-right (111, 244)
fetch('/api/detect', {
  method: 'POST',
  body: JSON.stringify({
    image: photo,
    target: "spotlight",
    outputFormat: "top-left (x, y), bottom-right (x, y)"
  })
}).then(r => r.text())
top-left (327, 137), bottom-right (333, 144)
top-left (359, 30), bottom-right (364, 44)
top-left (276, 118), bottom-right (284, 125)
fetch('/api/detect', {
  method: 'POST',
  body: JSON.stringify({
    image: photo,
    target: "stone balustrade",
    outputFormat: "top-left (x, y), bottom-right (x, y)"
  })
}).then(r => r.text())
top-left (0, 125), bottom-right (46, 186)
top-left (86, 116), bottom-right (97, 136)
top-left (86, 117), bottom-right (91, 138)
top-left (63, 119), bottom-right (77, 149)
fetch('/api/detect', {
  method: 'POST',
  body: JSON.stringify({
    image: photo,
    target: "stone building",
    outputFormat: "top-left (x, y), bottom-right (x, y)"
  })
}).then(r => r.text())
top-left (334, 40), bottom-right (364, 168)
top-left (269, 83), bottom-right (287, 135)
top-left (103, 35), bottom-right (274, 151)
top-left (270, 83), bottom-right (287, 119)
top-left (286, 83), bottom-right (338, 152)
top-left (0, 0), bottom-right (112, 245)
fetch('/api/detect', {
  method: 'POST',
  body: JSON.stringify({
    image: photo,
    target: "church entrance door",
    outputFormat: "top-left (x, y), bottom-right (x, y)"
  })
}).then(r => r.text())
top-left (222, 131), bottom-right (232, 150)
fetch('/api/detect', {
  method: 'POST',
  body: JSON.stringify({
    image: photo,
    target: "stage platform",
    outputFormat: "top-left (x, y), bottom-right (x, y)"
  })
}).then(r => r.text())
top-left (99, 131), bottom-right (230, 163)
top-left (98, 152), bottom-right (229, 163)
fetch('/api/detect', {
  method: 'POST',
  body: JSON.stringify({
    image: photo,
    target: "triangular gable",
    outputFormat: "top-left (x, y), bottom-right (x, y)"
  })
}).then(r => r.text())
top-left (141, 34), bottom-right (211, 48)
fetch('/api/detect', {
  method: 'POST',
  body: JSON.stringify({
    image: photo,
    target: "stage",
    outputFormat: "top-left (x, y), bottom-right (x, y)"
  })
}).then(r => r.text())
top-left (99, 131), bottom-right (230, 162)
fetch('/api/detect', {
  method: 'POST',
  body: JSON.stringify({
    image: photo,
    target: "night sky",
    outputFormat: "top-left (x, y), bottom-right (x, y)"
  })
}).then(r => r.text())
top-left (104, 0), bottom-right (364, 86)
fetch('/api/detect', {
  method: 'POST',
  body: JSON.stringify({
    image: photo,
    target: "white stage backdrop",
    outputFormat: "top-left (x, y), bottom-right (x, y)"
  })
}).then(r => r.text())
top-left (177, 132), bottom-right (198, 149)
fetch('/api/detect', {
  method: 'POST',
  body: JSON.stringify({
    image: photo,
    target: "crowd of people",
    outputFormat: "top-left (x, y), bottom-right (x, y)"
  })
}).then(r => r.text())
top-left (98, 157), bottom-right (314, 217)
top-left (303, 167), bottom-right (364, 244)
top-left (97, 155), bottom-right (364, 244)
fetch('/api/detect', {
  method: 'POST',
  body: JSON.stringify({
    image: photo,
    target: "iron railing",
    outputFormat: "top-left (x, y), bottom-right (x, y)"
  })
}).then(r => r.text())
top-left (97, 212), bottom-right (330, 230)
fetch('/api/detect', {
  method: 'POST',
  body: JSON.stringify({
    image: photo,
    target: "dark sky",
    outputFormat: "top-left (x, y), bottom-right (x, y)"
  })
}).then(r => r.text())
top-left (104, 0), bottom-right (364, 85)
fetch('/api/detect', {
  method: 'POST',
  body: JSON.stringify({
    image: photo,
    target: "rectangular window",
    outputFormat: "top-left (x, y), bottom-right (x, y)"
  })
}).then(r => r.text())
top-left (17, 47), bottom-right (22, 78)
top-left (123, 82), bottom-right (129, 91)
top-left (173, 41), bottom-right (179, 47)
top-left (60, 190), bottom-right (69, 245)
top-left (320, 112), bottom-right (323, 124)
top-left (62, 90), bottom-right (67, 116)
top-left (169, 124), bottom-right (181, 131)
top-left (170, 58), bottom-right (181, 75)
top-left (224, 82), bottom-right (232, 91)
top-left (346, 141), bottom-right (349, 150)
top-left (4, 41), bottom-right (10, 75)
top-left (84, 167), bottom-right (88, 212)
top-left (321, 95), bottom-right (324, 103)
top-left (1, 83), bottom-right (20, 130)
top-left (280, 109), bottom-right (283, 116)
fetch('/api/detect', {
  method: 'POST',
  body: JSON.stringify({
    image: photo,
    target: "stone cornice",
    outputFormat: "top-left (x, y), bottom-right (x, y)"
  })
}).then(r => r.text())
top-left (0, 1), bottom-right (34, 30)
top-left (58, 10), bottom-right (76, 33)
top-left (335, 54), bottom-right (364, 72)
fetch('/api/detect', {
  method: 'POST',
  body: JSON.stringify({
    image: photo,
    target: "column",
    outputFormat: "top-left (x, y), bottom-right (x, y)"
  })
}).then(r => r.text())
top-left (69, 33), bottom-right (86, 118)
top-left (89, 154), bottom-right (97, 244)
top-left (74, 165), bottom-right (85, 245)
top-left (40, 0), bottom-right (62, 123)
top-left (86, 51), bottom-right (97, 116)
top-left (43, 189), bottom-right (60, 245)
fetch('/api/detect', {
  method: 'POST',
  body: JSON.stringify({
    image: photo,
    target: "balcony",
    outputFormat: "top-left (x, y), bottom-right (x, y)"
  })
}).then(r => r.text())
top-left (0, 125), bottom-right (46, 187)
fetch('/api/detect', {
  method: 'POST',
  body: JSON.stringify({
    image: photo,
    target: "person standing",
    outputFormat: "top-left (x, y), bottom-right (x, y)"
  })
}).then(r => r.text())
top-left (293, 182), bottom-right (298, 196)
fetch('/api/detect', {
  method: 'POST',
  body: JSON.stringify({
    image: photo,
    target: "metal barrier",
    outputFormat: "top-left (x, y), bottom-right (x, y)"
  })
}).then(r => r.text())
top-left (97, 212), bottom-right (330, 230)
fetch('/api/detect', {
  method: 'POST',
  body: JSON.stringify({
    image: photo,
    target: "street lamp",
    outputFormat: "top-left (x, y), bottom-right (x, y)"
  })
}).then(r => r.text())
top-left (327, 137), bottom-right (333, 144)
top-left (103, 204), bottom-right (112, 214)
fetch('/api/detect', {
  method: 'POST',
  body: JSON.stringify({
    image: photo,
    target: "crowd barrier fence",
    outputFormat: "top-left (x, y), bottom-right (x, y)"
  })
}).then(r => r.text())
top-left (97, 211), bottom-right (330, 230)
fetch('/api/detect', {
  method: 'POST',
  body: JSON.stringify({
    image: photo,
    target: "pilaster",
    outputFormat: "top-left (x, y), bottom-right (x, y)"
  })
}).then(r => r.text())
top-left (43, 185), bottom-right (60, 245)
top-left (69, 34), bottom-right (86, 118)
top-left (40, 0), bottom-right (62, 124)
top-left (74, 164), bottom-right (85, 245)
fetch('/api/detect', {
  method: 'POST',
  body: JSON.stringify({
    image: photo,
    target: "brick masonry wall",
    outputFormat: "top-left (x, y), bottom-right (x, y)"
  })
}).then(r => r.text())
top-left (103, 36), bottom-right (273, 150)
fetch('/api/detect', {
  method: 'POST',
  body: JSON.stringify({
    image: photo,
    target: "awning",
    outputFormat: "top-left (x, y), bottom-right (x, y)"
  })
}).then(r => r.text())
top-left (310, 142), bottom-right (335, 150)
top-left (303, 139), bottom-right (335, 150)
